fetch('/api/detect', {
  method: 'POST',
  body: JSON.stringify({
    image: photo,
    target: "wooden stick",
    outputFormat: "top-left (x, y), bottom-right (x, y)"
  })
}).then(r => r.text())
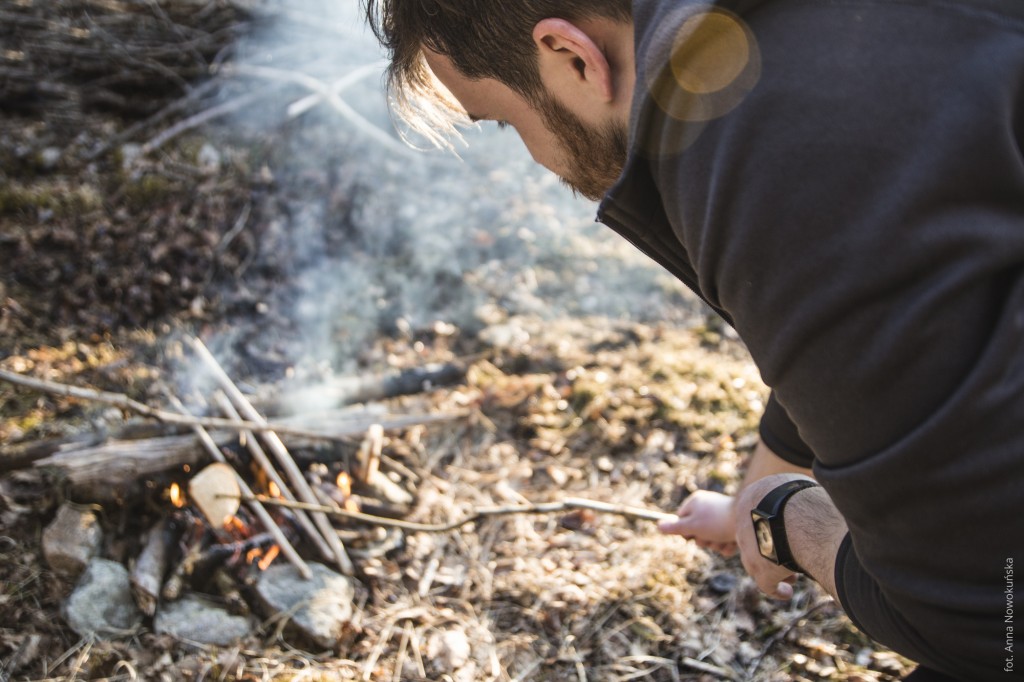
top-left (0, 366), bottom-right (458, 440)
top-left (224, 63), bottom-right (414, 158)
top-left (188, 337), bottom-right (354, 576)
top-left (286, 61), bottom-right (386, 119)
top-left (212, 391), bottom-right (334, 564)
top-left (140, 89), bottom-right (265, 154)
top-left (130, 516), bottom-right (177, 616)
top-left (355, 424), bottom-right (383, 484)
top-left (0, 368), bottom-right (393, 443)
top-left (228, 494), bottom-right (678, 534)
top-left (163, 390), bottom-right (313, 580)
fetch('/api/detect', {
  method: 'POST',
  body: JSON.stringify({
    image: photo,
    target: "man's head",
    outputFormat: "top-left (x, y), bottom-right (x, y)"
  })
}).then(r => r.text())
top-left (364, 0), bottom-right (635, 200)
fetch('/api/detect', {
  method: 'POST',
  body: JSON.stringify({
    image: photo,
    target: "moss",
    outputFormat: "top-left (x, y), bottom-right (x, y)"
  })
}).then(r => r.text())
top-left (123, 174), bottom-right (174, 209)
top-left (0, 183), bottom-right (101, 217)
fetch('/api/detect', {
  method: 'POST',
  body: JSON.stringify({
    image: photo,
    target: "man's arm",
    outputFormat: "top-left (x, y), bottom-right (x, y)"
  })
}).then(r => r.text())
top-left (734, 473), bottom-right (848, 601)
top-left (743, 439), bottom-right (814, 487)
top-left (659, 440), bottom-right (812, 552)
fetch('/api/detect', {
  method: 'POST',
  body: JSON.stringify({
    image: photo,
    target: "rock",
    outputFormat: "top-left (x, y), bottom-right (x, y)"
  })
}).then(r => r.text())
top-left (43, 503), bottom-right (103, 579)
top-left (708, 571), bottom-right (738, 595)
top-left (255, 562), bottom-right (357, 649)
top-left (154, 595), bottom-right (253, 646)
top-left (64, 559), bottom-right (143, 638)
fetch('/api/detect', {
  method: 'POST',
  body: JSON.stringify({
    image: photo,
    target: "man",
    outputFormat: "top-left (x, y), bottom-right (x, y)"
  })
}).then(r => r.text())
top-left (363, 1), bottom-right (1024, 679)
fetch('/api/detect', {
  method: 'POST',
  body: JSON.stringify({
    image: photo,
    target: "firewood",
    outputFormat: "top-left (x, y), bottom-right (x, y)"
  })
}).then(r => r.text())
top-left (162, 516), bottom-right (206, 602)
top-left (277, 362), bottom-right (468, 411)
top-left (212, 391), bottom-right (333, 566)
top-left (130, 516), bottom-right (179, 616)
top-left (33, 434), bottom-right (213, 502)
top-left (163, 391), bottom-right (313, 580)
top-left (188, 337), bottom-right (354, 576)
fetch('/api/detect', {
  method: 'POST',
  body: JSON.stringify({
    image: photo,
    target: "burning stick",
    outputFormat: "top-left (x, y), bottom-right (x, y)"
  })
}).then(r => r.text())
top-left (163, 390), bottom-right (312, 580)
top-left (213, 391), bottom-right (335, 564)
top-left (188, 337), bottom-right (354, 576)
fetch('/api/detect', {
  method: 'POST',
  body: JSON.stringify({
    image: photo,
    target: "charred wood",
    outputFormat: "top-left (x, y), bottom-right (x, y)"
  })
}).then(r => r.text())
top-left (130, 515), bottom-right (180, 616)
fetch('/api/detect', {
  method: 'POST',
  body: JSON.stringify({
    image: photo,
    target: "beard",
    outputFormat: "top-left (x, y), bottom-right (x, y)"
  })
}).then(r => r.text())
top-left (536, 93), bottom-right (629, 202)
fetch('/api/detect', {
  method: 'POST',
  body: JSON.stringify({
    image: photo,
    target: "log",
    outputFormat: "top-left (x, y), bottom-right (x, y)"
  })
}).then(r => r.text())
top-left (278, 362), bottom-right (467, 411)
top-left (12, 410), bottom-right (459, 502)
top-left (33, 434), bottom-right (217, 501)
top-left (130, 516), bottom-right (179, 616)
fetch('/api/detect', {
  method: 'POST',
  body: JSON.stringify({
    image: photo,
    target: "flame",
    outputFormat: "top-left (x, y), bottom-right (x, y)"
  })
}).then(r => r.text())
top-left (344, 498), bottom-right (360, 513)
top-left (169, 483), bottom-right (185, 508)
top-left (258, 545), bottom-right (280, 571)
top-left (336, 471), bottom-right (352, 497)
top-left (224, 515), bottom-right (247, 534)
top-left (268, 480), bottom-right (281, 498)
top-left (246, 547), bottom-right (262, 564)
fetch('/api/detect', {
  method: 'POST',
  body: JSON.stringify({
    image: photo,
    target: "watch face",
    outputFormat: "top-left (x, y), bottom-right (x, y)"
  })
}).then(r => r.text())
top-left (754, 518), bottom-right (777, 562)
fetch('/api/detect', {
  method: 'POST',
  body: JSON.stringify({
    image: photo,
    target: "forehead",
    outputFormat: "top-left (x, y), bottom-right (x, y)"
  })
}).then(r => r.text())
top-left (421, 48), bottom-right (529, 122)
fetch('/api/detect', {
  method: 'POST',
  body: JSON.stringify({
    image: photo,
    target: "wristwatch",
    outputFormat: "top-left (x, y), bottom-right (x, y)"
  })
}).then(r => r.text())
top-left (750, 479), bottom-right (819, 572)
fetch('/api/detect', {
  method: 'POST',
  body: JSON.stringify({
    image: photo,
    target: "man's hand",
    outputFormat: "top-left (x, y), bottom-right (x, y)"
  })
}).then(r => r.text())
top-left (658, 490), bottom-right (738, 555)
top-left (735, 472), bottom-right (847, 602)
top-left (734, 473), bottom-right (811, 600)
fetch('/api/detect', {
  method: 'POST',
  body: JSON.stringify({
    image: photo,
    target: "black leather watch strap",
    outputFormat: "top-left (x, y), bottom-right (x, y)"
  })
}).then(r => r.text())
top-left (751, 479), bottom-right (819, 572)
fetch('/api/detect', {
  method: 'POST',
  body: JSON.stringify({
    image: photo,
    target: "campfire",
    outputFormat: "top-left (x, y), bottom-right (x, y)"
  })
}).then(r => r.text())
top-left (2, 333), bottom-right (683, 656)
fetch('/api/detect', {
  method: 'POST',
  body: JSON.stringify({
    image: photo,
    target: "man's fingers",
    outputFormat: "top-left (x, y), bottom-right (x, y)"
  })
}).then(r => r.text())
top-left (657, 515), bottom-right (691, 535)
top-left (771, 581), bottom-right (794, 601)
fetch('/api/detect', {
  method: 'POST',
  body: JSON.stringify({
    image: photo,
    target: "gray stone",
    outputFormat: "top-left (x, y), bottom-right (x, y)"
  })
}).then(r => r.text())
top-left (43, 503), bottom-right (103, 579)
top-left (255, 562), bottom-right (357, 649)
top-left (65, 559), bottom-right (143, 638)
top-left (154, 595), bottom-right (253, 646)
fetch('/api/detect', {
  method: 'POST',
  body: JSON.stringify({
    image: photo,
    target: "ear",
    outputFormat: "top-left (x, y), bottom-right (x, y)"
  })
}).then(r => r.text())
top-left (532, 18), bottom-right (614, 103)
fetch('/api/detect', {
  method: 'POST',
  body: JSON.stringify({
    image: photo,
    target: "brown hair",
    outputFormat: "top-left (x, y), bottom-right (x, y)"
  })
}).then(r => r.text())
top-left (363, 0), bottom-right (632, 145)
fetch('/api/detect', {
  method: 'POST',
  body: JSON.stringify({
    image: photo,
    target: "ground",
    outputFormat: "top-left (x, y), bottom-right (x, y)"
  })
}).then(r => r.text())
top-left (0, 3), bottom-right (916, 679)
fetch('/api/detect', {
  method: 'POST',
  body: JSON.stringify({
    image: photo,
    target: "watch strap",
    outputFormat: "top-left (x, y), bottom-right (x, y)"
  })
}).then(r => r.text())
top-left (753, 479), bottom-right (819, 572)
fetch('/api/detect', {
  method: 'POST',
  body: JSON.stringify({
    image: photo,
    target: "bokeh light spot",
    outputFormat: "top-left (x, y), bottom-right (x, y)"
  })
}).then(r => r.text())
top-left (671, 12), bottom-right (751, 95)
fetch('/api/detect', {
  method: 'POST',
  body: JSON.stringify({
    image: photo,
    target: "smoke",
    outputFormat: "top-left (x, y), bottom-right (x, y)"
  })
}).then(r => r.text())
top-left (195, 0), bottom-right (699, 386)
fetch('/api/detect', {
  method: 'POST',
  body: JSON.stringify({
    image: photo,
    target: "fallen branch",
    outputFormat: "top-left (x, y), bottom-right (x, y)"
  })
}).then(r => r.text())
top-left (228, 494), bottom-right (677, 533)
top-left (0, 368), bottom-right (460, 443)
top-left (223, 63), bottom-right (414, 158)
top-left (139, 88), bottom-right (266, 154)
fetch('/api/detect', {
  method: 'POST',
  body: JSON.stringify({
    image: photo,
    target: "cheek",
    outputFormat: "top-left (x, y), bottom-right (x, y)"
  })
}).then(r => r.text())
top-left (516, 128), bottom-right (564, 175)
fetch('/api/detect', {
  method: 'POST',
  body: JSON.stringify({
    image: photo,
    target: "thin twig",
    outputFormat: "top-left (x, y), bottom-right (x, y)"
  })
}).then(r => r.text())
top-left (188, 337), bottom-right (355, 576)
top-left (680, 656), bottom-right (738, 681)
top-left (0, 368), bottom-right (459, 442)
top-left (224, 63), bottom-right (414, 157)
top-left (162, 389), bottom-right (312, 580)
top-left (212, 391), bottom-right (334, 564)
top-left (227, 493), bottom-right (677, 533)
top-left (286, 61), bottom-right (387, 119)
top-left (140, 89), bottom-right (265, 154)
